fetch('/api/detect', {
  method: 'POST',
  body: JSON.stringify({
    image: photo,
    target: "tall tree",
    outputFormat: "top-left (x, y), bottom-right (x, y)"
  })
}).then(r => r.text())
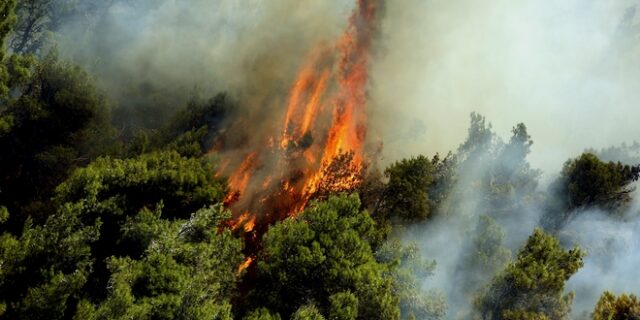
top-left (474, 229), bottom-right (584, 320)
top-left (0, 52), bottom-right (112, 229)
top-left (560, 153), bottom-right (640, 210)
top-left (376, 155), bottom-right (436, 222)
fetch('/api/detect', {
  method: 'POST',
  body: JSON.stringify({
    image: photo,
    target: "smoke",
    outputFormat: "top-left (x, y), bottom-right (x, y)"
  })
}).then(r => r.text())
top-left (54, 0), bottom-right (640, 171)
top-left (57, 0), bottom-right (355, 129)
top-left (370, 0), bottom-right (640, 175)
top-left (561, 192), bottom-right (640, 317)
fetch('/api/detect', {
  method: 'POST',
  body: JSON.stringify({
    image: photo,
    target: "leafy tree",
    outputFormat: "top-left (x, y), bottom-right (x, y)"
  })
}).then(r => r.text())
top-left (9, 0), bottom-right (53, 54)
top-left (291, 305), bottom-right (326, 320)
top-left (474, 229), bottom-right (584, 320)
top-left (0, 150), bottom-right (236, 319)
top-left (560, 153), bottom-right (639, 210)
top-left (9, 0), bottom-right (123, 55)
top-left (428, 152), bottom-right (457, 211)
top-left (592, 291), bottom-right (640, 320)
top-left (543, 153), bottom-right (640, 229)
top-left (0, 52), bottom-right (112, 229)
top-left (243, 308), bottom-right (282, 320)
top-left (74, 206), bottom-right (242, 320)
top-left (376, 155), bottom-right (436, 222)
top-left (329, 291), bottom-right (359, 320)
top-left (248, 194), bottom-right (401, 319)
top-left (153, 93), bottom-right (233, 157)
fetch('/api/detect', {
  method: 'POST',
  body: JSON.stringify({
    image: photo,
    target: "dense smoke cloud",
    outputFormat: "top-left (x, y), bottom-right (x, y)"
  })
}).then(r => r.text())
top-left (562, 194), bottom-right (640, 317)
top-left (58, 0), bottom-right (640, 172)
top-left (371, 0), bottom-right (640, 174)
top-left (58, 0), bottom-right (354, 129)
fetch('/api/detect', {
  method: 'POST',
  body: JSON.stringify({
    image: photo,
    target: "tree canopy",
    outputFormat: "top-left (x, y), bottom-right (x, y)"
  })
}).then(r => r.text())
top-left (474, 229), bottom-right (584, 320)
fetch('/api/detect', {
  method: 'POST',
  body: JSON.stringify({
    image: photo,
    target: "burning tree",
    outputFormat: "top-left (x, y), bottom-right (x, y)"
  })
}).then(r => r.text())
top-left (217, 0), bottom-right (383, 244)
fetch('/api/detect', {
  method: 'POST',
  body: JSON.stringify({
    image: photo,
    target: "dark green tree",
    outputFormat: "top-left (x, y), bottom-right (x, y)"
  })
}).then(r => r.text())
top-left (560, 153), bottom-right (639, 210)
top-left (291, 305), bottom-right (326, 320)
top-left (377, 155), bottom-right (436, 222)
top-left (457, 112), bottom-right (497, 166)
top-left (0, 150), bottom-right (235, 319)
top-left (0, 52), bottom-right (112, 229)
top-left (74, 205), bottom-right (242, 320)
top-left (474, 229), bottom-right (584, 320)
top-left (543, 153), bottom-right (640, 229)
top-left (329, 291), bottom-right (359, 320)
top-left (249, 194), bottom-right (400, 319)
top-left (243, 308), bottom-right (282, 320)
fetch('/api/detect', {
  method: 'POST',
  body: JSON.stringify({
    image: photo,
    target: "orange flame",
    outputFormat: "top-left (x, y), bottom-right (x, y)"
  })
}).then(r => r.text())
top-left (219, 0), bottom-right (380, 241)
top-left (237, 256), bottom-right (255, 275)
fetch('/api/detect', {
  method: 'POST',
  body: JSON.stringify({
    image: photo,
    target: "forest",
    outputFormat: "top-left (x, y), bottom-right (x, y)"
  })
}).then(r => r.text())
top-left (1, 0), bottom-right (640, 319)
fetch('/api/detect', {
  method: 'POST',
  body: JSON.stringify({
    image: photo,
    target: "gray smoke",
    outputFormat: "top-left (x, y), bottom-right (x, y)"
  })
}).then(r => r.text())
top-left (371, 0), bottom-right (640, 175)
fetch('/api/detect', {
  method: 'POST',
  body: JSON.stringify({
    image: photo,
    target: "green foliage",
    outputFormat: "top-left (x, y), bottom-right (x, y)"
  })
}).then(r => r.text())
top-left (291, 305), bottom-right (326, 320)
top-left (475, 229), bottom-right (584, 320)
top-left (121, 93), bottom-right (232, 158)
top-left (0, 206), bottom-right (7, 223)
top-left (0, 51), bottom-right (112, 229)
top-left (250, 194), bottom-right (400, 319)
top-left (76, 206), bottom-right (242, 320)
top-left (243, 308), bottom-right (282, 320)
top-left (592, 291), bottom-right (640, 320)
top-left (0, 209), bottom-right (99, 319)
top-left (0, 150), bottom-right (238, 319)
top-left (377, 155), bottom-right (435, 222)
top-left (560, 153), bottom-right (639, 210)
top-left (329, 291), bottom-right (359, 320)
top-left (54, 150), bottom-right (227, 221)
top-left (544, 153), bottom-right (640, 229)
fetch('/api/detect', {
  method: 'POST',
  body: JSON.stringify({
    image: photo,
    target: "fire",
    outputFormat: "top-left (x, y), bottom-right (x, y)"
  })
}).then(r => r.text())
top-left (217, 0), bottom-right (381, 261)
top-left (237, 256), bottom-right (255, 275)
